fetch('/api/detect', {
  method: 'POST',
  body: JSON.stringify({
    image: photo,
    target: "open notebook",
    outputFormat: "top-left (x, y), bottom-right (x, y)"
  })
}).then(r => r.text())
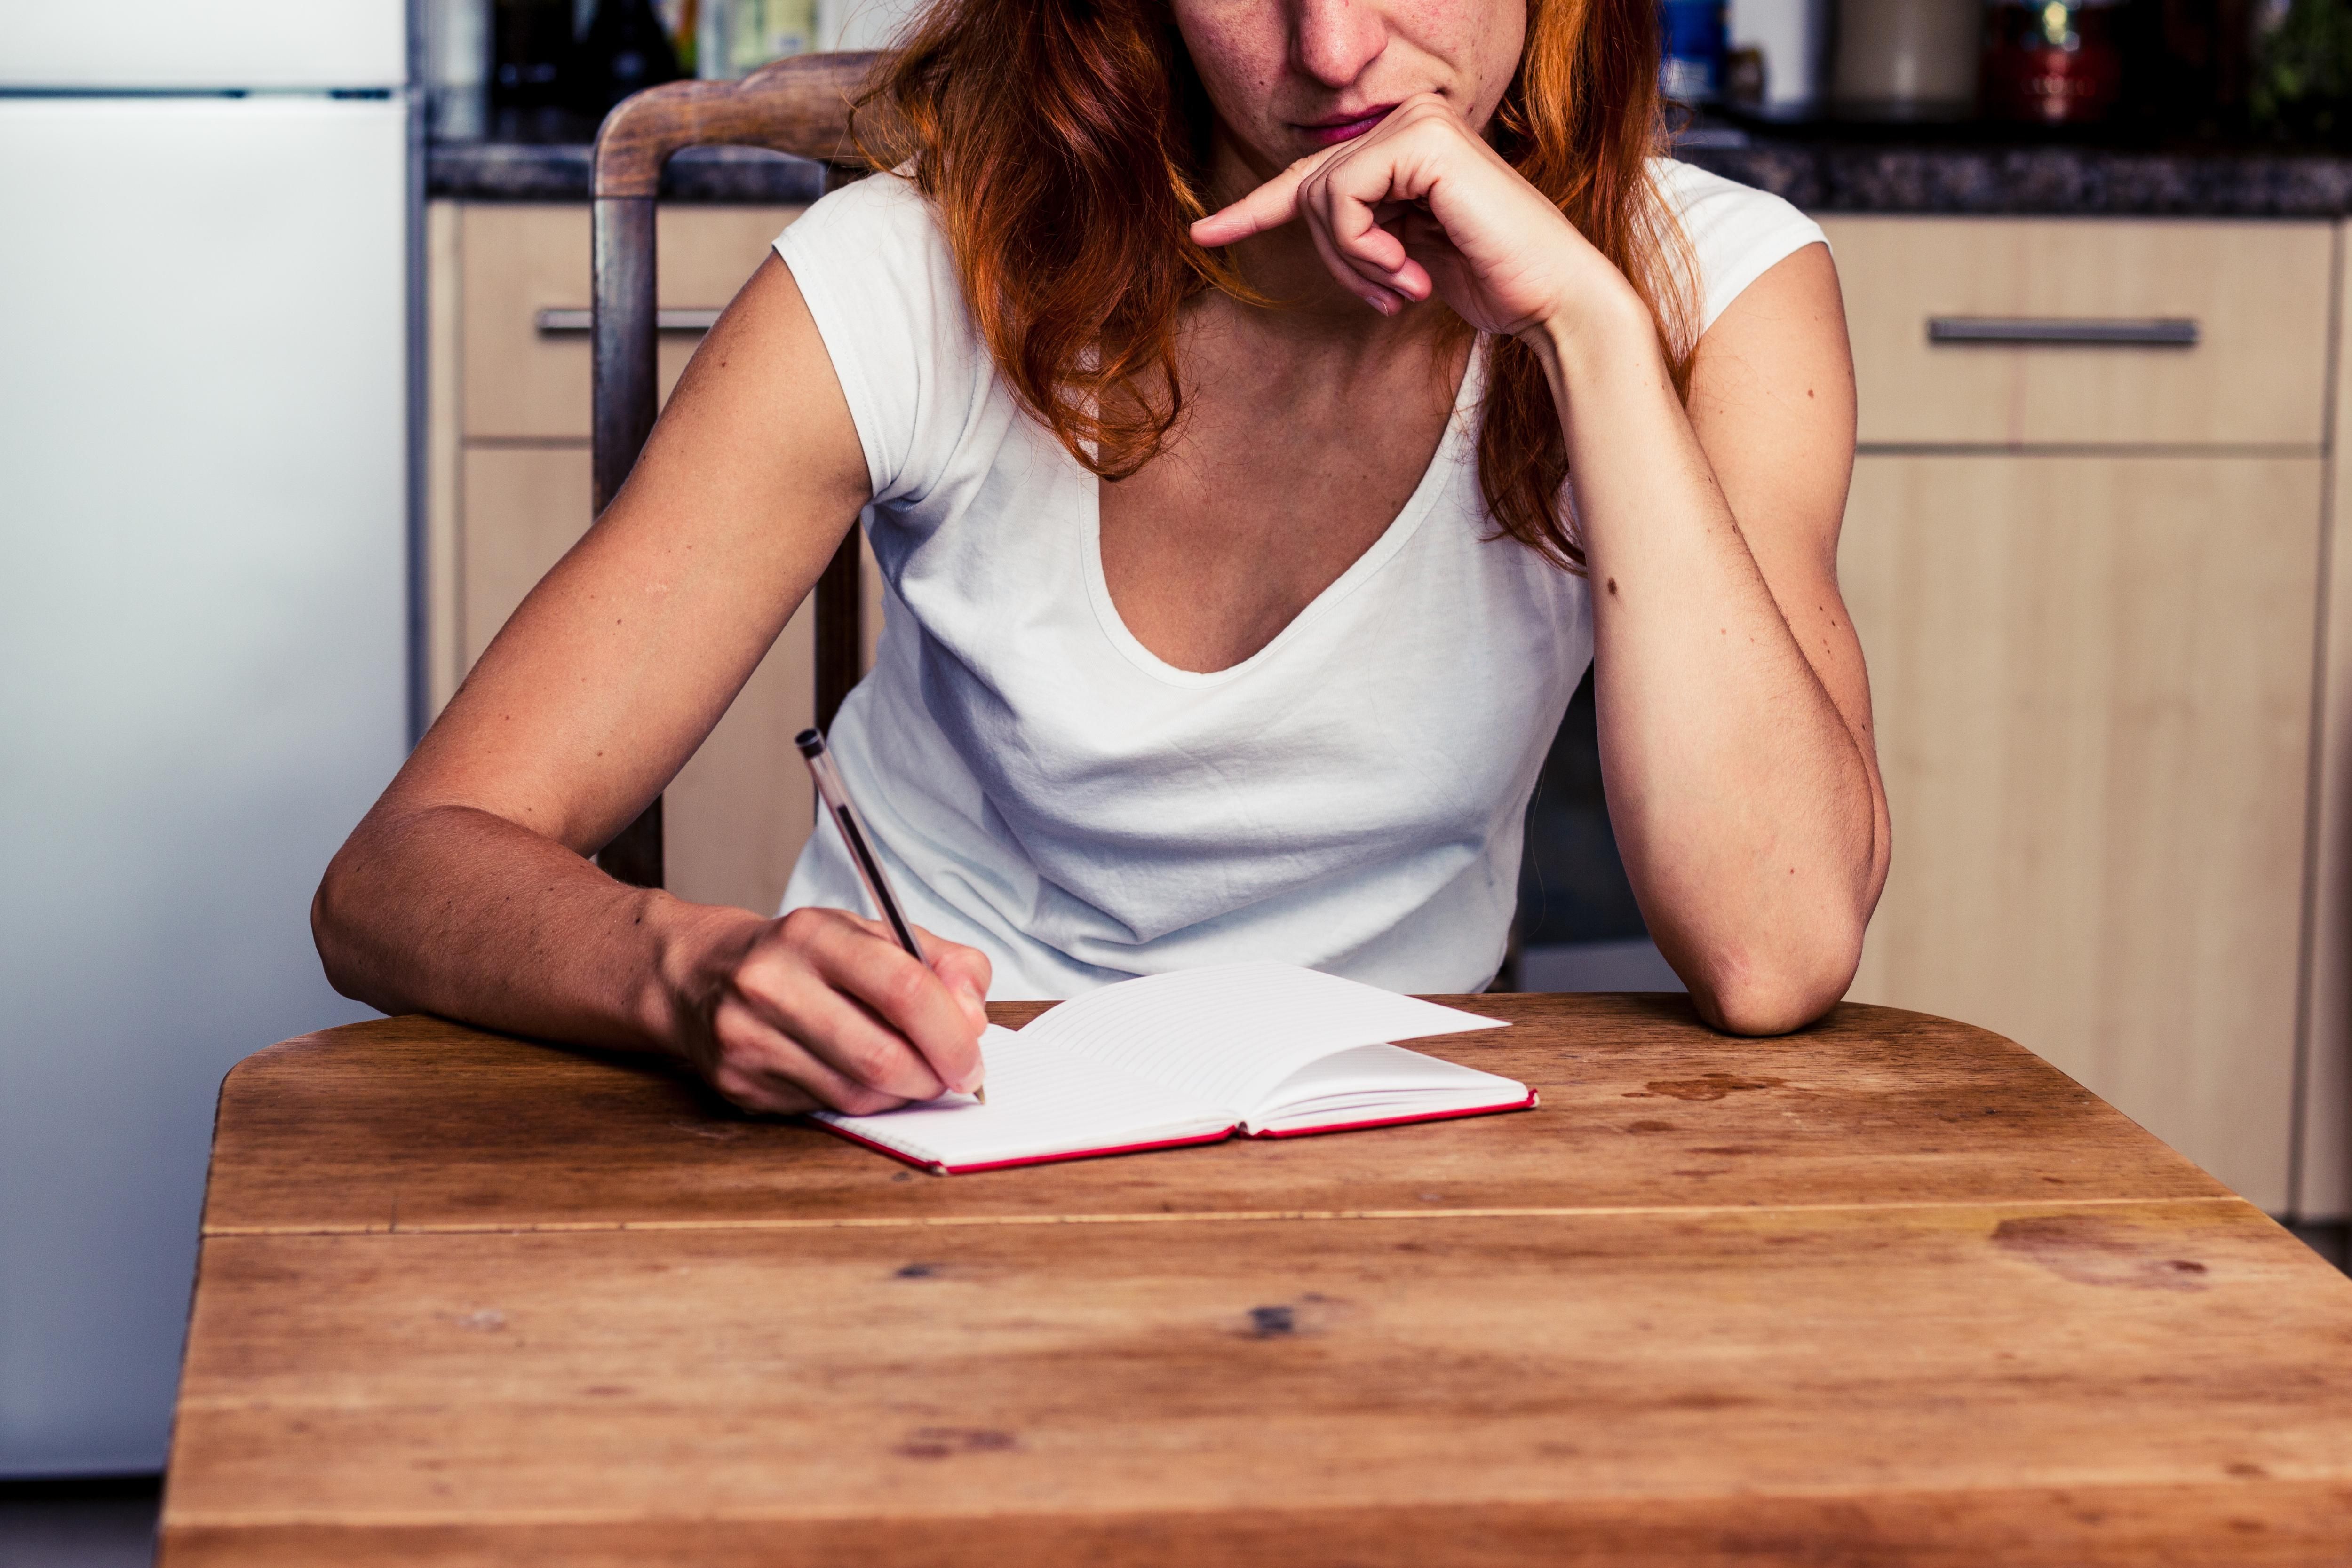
top-left (814, 962), bottom-right (1531, 1175)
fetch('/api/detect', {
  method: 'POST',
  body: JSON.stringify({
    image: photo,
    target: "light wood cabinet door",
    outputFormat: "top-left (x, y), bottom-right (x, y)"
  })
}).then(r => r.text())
top-left (1840, 453), bottom-right (2322, 1210)
top-left (1821, 217), bottom-right (2334, 449)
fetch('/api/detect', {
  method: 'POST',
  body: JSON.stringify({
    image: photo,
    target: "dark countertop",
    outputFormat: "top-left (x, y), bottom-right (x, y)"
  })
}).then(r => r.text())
top-left (430, 140), bottom-right (826, 204)
top-left (429, 130), bottom-right (2352, 217)
top-left (1685, 135), bottom-right (2352, 217)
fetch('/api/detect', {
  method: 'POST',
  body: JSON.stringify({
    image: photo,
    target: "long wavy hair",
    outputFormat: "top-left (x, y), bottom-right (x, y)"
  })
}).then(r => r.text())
top-left (854, 0), bottom-right (1698, 568)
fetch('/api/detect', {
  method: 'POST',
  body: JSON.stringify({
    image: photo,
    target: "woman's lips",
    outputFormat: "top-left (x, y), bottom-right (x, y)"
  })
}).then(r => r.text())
top-left (1297, 106), bottom-right (1396, 146)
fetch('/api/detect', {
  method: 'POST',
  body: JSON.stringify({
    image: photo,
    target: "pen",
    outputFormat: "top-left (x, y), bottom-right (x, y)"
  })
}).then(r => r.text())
top-left (795, 728), bottom-right (985, 1103)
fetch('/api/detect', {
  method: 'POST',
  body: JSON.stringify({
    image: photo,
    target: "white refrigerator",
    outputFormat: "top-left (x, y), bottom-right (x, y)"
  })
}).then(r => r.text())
top-left (0, 0), bottom-right (413, 1474)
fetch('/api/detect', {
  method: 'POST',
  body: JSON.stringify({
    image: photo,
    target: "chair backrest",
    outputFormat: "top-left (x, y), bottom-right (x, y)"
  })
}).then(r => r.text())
top-left (588, 52), bottom-right (891, 888)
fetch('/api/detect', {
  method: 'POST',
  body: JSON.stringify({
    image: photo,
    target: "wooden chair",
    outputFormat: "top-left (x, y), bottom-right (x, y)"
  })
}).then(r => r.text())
top-left (588, 52), bottom-right (890, 887)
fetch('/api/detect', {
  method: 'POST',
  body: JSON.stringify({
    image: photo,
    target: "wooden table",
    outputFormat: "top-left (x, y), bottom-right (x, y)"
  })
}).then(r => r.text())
top-left (161, 995), bottom-right (2352, 1564)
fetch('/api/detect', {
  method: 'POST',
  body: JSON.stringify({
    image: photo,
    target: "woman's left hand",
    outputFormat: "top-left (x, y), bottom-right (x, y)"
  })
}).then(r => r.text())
top-left (1190, 95), bottom-right (1633, 339)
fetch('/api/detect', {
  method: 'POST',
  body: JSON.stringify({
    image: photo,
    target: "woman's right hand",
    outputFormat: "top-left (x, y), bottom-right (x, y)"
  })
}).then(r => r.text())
top-left (672, 906), bottom-right (993, 1116)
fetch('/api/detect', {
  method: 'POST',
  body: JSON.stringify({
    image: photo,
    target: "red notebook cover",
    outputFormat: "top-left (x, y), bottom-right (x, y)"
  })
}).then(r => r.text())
top-left (812, 1088), bottom-right (1538, 1176)
top-left (1247, 1086), bottom-right (1541, 1140)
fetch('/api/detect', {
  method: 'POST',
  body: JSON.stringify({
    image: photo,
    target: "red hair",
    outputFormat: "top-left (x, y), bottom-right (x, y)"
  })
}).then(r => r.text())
top-left (856, 0), bottom-right (1697, 567)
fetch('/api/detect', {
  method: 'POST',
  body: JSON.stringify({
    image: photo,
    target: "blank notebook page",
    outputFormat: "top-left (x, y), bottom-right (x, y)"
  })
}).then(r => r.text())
top-left (1020, 961), bottom-right (1504, 1114)
top-left (814, 1026), bottom-right (1230, 1170)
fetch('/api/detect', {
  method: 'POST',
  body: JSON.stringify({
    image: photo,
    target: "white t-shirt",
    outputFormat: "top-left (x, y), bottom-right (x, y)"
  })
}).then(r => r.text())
top-left (772, 160), bottom-right (1825, 999)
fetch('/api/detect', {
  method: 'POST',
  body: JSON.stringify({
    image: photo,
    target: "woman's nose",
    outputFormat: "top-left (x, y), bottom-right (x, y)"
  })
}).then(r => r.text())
top-left (1291, 0), bottom-right (1388, 89)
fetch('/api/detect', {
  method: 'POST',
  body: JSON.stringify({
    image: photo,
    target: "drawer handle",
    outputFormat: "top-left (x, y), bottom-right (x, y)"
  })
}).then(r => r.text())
top-left (534, 308), bottom-right (722, 334)
top-left (1927, 316), bottom-right (2200, 347)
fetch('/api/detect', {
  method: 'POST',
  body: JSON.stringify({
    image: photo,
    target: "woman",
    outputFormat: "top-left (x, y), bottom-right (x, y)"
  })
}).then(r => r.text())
top-left (314, 0), bottom-right (1887, 1115)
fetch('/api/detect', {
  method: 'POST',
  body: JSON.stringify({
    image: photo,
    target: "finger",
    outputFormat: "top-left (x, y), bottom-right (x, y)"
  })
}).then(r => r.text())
top-left (1324, 183), bottom-right (1410, 274)
top-left (1284, 151), bottom-right (1431, 311)
top-left (803, 913), bottom-right (985, 1093)
top-left (1314, 208), bottom-right (1425, 308)
top-left (739, 939), bottom-right (952, 1103)
top-left (1309, 161), bottom-right (1436, 302)
top-left (914, 925), bottom-right (992, 1031)
top-left (1299, 201), bottom-right (1411, 315)
top-left (1330, 202), bottom-right (1430, 300)
top-left (1190, 154), bottom-right (1323, 248)
top-left (730, 909), bottom-right (963, 1101)
top-left (706, 995), bottom-right (912, 1116)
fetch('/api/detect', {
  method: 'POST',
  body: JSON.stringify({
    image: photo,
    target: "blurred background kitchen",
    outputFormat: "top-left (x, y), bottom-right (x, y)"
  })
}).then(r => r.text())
top-left (15, 0), bottom-right (2352, 1560)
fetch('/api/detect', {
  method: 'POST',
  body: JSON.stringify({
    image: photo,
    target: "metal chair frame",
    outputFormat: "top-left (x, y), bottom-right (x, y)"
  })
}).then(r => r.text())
top-left (588, 52), bottom-right (886, 887)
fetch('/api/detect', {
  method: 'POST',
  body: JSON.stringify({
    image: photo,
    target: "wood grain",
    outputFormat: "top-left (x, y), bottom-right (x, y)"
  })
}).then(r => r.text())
top-left (197, 1000), bottom-right (2227, 1238)
top-left (590, 53), bottom-right (891, 200)
top-left (151, 1484), bottom-right (2352, 1568)
top-left (1840, 453), bottom-right (2321, 1210)
top-left (162, 1199), bottom-right (2352, 1562)
top-left (165, 1000), bottom-right (2352, 1564)
top-left (1821, 216), bottom-right (2333, 449)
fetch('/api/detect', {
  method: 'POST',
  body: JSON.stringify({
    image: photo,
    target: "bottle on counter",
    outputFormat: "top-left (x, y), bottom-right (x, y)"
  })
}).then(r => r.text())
top-left (1729, 0), bottom-right (1830, 115)
top-left (491, 0), bottom-right (576, 121)
top-left (1662, 0), bottom-right (1731, 104)
top-left (1828, 0), bottom-right (1981, 120)
top-left (1981, 0), bottom-right (2126, 124)
top-left (566, 0), bottom-right (685, 120)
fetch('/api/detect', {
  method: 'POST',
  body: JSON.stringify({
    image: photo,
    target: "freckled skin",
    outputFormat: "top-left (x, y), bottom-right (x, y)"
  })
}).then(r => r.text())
top-left (1171, 0), bottom-right (1524, 187)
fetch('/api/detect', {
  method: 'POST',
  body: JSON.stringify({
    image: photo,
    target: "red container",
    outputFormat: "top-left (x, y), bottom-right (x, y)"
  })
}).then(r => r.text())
top-left (1982, 0), bottom-right (2124, 123)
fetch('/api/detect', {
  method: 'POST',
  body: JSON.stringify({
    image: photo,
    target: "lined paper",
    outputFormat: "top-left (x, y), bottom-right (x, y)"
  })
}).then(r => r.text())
top-left (1240, 1042), bottom-right (1531, 1134)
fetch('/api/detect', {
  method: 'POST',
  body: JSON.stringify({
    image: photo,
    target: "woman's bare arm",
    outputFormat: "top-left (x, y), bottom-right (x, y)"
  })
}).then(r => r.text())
top-left (1567, 244), bottom-right (1886, 1033)
top-left (313, 254), bottom-right (990, 1112)
top-left (1197, 101), bottom-right (1883, 1032)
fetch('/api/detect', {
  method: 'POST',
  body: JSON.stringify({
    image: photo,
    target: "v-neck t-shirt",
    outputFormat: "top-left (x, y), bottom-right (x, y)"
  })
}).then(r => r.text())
top-left (770, 162), bottom-right (1826, 998)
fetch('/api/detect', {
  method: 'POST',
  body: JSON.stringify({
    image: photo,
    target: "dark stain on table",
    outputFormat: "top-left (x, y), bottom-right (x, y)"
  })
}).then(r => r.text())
top-left (1631, 1073), bottom-right (1788, 1102)
top-left (1993, 1214), bottom-right (2212, 1291)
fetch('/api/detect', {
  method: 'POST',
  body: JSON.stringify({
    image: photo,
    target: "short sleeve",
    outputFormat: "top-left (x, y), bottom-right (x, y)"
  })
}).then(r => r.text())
top-left (1651, 159), bottom-right (1829, 334)
top-left (771, 173), bottom-right (993, 507)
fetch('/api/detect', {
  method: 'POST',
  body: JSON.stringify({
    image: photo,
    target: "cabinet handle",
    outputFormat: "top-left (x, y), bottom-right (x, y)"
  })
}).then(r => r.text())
top-left (534, 308), bottom-right (722, 334)
top-left (1927, 316), bottom-right (2200, 347)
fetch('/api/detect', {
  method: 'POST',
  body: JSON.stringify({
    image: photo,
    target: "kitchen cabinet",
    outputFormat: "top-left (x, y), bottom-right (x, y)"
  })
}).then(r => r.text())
top-left (425, 199), bottom-right (875, 921)
top-left (1836, 218), bottom-right (2332, 448)
top-left (1840, 453), bottom-right (2320, 1208)
top-left (1825, 215), bottom-right (2344, 1217)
